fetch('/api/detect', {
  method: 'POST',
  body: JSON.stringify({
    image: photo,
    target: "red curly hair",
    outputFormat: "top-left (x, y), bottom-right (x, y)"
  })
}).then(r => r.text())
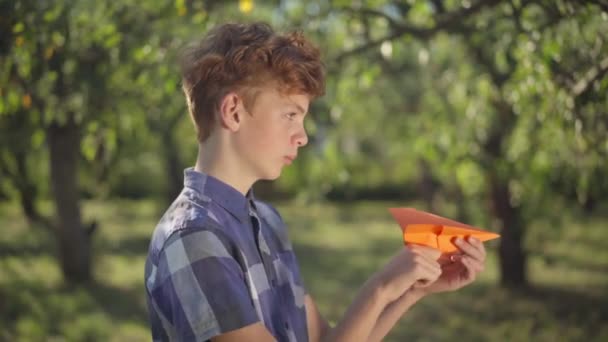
top-left (179, 22), bottom-right (326, 142)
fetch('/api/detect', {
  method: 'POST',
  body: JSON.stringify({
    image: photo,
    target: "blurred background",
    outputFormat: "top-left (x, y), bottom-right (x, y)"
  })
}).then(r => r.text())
top-left (1, 0), bottom-right (607, 341)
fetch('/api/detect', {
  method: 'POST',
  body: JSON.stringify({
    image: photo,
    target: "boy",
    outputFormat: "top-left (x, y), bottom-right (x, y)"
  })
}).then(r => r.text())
top-left (144, 22), bottom-right (487, 342)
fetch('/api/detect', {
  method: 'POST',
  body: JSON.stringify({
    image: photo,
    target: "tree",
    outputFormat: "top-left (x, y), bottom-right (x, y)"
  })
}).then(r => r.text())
top-left (286, 0), bottom-right (608, 287)
top-left (1, 0), bottom-right (175, 282)
top-left (0, 0), bottom-right (279, 283)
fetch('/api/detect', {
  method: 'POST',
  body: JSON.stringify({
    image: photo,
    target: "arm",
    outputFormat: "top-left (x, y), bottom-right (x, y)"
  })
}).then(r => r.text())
top-left (366, 288), bottom-right (426, 342)
top-left (305, 294), bottom-right (331, 342)
top-left (322, 277), bottom-right (388, 342)
top-left (214, 286), bottom-right (406, 342)
top-left (305, 285), bottom-right (428, 342)
top-left (211, 323), bottom-right (276, 342)
top-left (368, 237), bottom-right (489, 342)
top-left (305, 246), bottom-right (441, 342)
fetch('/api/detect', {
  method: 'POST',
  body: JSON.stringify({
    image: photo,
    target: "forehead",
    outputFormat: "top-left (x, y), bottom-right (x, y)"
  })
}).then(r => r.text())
top-left (252, 86), bottom-right (310, 113)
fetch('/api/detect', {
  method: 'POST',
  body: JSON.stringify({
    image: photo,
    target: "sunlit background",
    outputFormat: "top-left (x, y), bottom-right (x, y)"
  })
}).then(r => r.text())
top-left (1, 0), bottom-right (607, 341)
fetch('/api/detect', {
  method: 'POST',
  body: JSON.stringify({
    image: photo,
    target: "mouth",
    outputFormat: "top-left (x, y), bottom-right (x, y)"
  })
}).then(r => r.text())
top-left (284, 155), bottom-right (296, 165)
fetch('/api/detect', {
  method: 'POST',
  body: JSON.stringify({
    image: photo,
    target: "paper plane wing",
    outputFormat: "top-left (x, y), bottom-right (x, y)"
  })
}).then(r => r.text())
top-left (389, 208), bottom-right (500, 253)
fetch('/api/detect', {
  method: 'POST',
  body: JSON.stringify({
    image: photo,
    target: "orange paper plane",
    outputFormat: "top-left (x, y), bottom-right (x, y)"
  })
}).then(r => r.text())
top-left (389, 208), bottom-right (500, 253)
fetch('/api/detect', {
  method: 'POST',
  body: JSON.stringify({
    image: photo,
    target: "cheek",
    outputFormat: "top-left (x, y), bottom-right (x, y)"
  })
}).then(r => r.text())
top-left (243, 120), bottom-right (287, 151)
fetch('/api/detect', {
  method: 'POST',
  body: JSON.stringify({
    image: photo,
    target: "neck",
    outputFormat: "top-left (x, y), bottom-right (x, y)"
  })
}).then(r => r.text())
top-left (194, 136), bottom-right (255, 195)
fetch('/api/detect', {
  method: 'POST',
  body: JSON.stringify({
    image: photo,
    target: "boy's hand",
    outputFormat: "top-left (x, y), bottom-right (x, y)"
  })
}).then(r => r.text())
top-left (419, 236), bottom-right (487, 295)
top-left (375, 246), bottom-right (441, 303)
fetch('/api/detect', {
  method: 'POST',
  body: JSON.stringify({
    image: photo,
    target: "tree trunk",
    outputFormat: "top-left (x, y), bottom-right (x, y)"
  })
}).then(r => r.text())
top-left (14, 150), bottom-right (39, 220)
top-left (488, 169), bottom-right (527, 288)
top-left (480, 94), bottom-right (528, 288)
top-left (452, 183), bottom-right (469, 223)
top-left (418, 158), bottom-right (438, 212)
top-left (47, 116), bottom-right (91, 283)
top-left (14, 151), bottom-right (54, 230)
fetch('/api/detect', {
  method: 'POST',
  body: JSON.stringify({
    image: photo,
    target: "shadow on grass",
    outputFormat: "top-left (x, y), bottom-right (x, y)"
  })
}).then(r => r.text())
top-left (0, 241), bottom-right (53, 258)
top-left (0, 277), bottom-right (148, 341)
top-left (399, 283), bottom-right (608, 341)
top-left (95, 235), bottom-right (152, 256)
top-left (86, 281), bottom-right (149, 323)
top-left (0, 229), bottom-right (152, 261)
top-left (534, 250), bottom-right (608, 275)
top-left (0, 228), bottom-right (55, 258)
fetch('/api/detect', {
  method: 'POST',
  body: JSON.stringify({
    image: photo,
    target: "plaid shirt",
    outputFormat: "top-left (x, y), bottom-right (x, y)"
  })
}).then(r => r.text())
top-left (145, 168), bottom-right (308, 341)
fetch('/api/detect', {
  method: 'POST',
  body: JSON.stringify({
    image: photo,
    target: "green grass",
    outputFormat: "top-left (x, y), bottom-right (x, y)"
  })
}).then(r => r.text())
top-left (0, 199), bottom-right (607, 341)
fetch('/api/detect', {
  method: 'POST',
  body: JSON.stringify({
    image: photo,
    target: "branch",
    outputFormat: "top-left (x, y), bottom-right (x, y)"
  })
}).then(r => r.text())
top-left (584, 0), bottom-right (608, 13)
top-left (334, 0), bottom-right (503, 63)
top-left (340, 7), bottom-right (401, 29)
top-left (509, 0), bottom-right (525, 33)
top-left (549, 59), bottom-right (576, 89)
top-left (464, 35), bottom-right (511, 87)
top-left (0, 146), bottom-right (56, 232)
top-left (333, 26), bottom-right (423, 64)
top-left (573, 56), bottom-right (608, 102)
top-left (0, 152), bottom-right (17, 179)
top-left (550, 54), bottom-right (608, 105)
top-left (431, 0), bottom-right (446, 14)
top-left (432, 0), bottom-right (502, 28)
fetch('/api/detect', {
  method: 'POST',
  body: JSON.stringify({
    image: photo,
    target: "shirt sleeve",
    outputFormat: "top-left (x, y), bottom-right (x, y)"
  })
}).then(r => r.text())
top-left (149, 228), bottom-right (259, 341)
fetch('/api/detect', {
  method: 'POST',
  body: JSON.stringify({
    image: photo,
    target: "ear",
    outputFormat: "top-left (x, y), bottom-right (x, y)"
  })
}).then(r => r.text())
top-left (218, 92), bottom-right (244, 132)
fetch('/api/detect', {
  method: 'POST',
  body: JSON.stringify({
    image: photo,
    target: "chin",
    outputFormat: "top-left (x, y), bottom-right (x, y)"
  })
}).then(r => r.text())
top-left (265, 171), bottom-right (282, 181)
top-left (260, 168), bottom-right (282, 181)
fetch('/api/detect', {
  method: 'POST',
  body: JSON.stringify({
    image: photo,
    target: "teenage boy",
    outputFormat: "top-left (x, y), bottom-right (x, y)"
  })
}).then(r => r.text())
top-left (144, 22), bottom-right (487, 342)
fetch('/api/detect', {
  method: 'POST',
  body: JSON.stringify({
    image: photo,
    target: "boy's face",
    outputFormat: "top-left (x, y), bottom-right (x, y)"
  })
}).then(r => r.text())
top-left (235, 87), bottom-right (309, 181)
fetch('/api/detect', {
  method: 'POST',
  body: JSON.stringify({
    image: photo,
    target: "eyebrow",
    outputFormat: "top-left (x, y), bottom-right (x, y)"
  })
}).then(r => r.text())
top-left (295, 104), bottom-right (307, 115)
top-left (283, 96), bottom-right (308, 115)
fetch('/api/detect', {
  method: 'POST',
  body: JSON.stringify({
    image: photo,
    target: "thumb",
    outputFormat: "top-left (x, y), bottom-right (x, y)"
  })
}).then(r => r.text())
top-left (417, 246), bottom-right (441, 260)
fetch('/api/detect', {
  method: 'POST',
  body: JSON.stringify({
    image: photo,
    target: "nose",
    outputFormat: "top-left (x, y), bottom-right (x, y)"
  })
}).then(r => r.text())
top-left (294, 126), bottom-right (308, 147)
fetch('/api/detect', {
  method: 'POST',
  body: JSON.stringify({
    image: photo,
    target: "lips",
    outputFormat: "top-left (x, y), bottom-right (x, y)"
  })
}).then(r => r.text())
top-left (284, 155), bottom-right (296, 164)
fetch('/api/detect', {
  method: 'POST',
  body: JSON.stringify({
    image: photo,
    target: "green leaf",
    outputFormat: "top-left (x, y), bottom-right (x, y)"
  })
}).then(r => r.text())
top-left (13, 22), bottom-right (25, 33)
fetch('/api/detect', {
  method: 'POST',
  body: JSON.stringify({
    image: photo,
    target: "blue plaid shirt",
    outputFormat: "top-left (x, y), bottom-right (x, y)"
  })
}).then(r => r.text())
top-left (145, 168), bottom-right (308, 341)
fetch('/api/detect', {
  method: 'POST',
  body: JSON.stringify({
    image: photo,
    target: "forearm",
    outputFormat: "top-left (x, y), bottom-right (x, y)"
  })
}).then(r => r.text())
top-left (366, 288), bottom-right (427, 342)
top-left (323, 279), bottom-right (388, 342)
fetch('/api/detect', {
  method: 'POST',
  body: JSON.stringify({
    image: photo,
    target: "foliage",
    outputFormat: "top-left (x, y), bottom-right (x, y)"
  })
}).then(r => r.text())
top-left (1, 0), bottom-right (606, 285)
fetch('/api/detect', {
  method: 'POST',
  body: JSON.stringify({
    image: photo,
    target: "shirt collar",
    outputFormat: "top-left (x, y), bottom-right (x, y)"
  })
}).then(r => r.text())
top-left (183, 167), bottom-right (255, 223)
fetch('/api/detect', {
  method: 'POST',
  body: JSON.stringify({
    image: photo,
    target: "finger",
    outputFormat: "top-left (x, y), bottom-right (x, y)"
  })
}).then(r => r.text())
top-left (454, 238), bottom-right (484, 262)
top-left (397, 247), bottom-right (440, 275)
top-left (410, 254), bottom-right (441, 279)
top-left (411, 245), bottom-right (441, 261)
top-left (438, 252), bottom-right (461, 265)
top-left (419, 253), bottom-right (442, 274)
top-left (406, 246), bottom-right (443, 280)
top-left (463, 256), bottom-right (485, 273)
top-left (461, 257), bottom-right (480, 282)
top-left (424, 259), bottom-right (443, 280)
top-left (459, 257), bottom-right (474, 283)
top-left (411, 253), bottom-right (442, 281)
top-left (448, 253), bottom-right (464, 263)
top-left (414, 265), bottom-right (442, 286)
top-left (439, 263), bottom-right (466, 282)
top-left (467, 236), bottom-right (487, 259)
top-left (410, 245), bottom-right (442, 261)
top-left (441, 261), bottom-right (465, 274)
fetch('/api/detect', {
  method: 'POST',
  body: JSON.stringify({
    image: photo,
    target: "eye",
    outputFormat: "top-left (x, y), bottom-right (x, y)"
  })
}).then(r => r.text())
top-left (285, 112), bottom-right (298, 120)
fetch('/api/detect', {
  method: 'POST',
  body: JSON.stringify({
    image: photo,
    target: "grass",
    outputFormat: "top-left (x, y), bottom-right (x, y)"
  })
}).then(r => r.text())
top-left (0, 199), bottom-right (607, 341)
